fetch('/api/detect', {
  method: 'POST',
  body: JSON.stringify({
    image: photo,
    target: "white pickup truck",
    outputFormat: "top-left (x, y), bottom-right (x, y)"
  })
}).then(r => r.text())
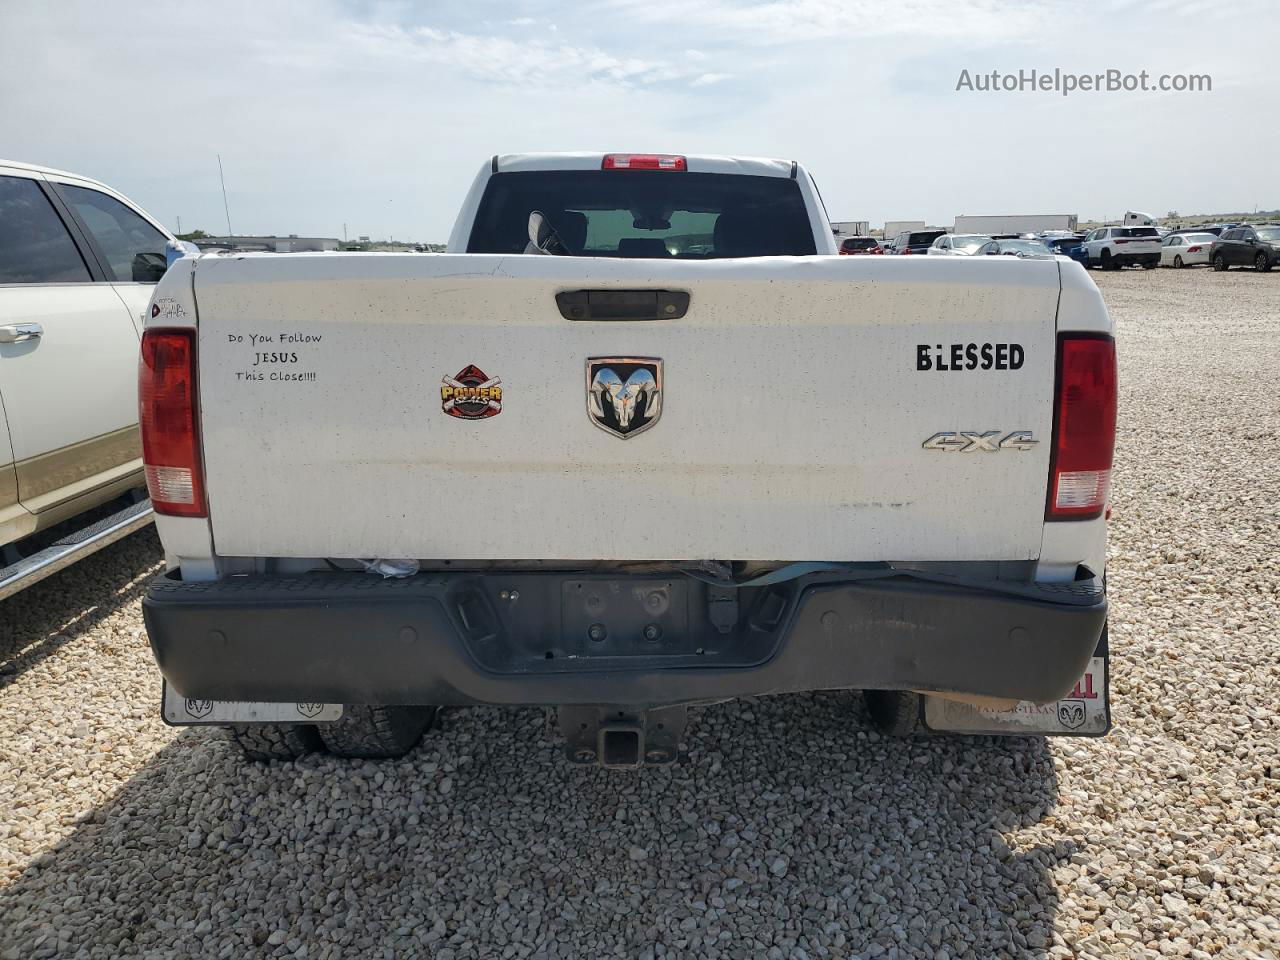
top-left (140, 153), bottom-right (1115, 765)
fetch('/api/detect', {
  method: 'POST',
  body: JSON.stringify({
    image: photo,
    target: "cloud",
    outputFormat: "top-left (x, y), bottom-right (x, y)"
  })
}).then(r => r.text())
top-left (343, 22), bottom-right (728, 88)
top-left (601, 0), bottom-right (1053, 44)
top-left (1, 0), bottom-right (1275, 243)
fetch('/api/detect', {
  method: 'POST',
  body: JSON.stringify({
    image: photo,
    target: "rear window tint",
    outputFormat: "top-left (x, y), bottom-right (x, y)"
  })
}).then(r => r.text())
top-left (1117, 227), bottom-right (1158, 237)
top-left (0, 175), bottom-right (92, 284)
top-left (841, 237), bottom-right (878, 250)
top-left (468, 171), bottom-right (817, 259)
top-left (907, 231), bottom-right (946, 245)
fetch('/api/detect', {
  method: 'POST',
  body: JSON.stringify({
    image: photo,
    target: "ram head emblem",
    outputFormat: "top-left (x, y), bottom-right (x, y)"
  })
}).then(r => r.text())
top-left (1057, 699), bottom-right (1086, 730)
top-left (586, 358), bottom-right (663, 438)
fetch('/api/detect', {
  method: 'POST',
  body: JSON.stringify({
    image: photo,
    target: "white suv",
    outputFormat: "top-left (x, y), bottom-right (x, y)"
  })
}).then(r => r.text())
top-left (1081, 226), bottom-right (1161, 270)
top-left (0, 159), bottom-right (175, 596)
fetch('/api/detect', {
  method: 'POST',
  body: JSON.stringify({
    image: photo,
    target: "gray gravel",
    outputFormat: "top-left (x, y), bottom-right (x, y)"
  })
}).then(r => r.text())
top-left (2, 267), bottom-right (1278, 959)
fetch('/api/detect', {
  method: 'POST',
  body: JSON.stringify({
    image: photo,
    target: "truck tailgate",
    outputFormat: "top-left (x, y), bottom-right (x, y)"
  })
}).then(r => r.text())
top-left (193, 254), bottom-right (1061, 562)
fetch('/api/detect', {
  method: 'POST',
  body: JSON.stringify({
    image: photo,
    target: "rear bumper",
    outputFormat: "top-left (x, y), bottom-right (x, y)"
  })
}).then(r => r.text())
top-left (1108, 252), bottom-right (1160, 266)
top-left (143, 569), bottom-right (1107, 709)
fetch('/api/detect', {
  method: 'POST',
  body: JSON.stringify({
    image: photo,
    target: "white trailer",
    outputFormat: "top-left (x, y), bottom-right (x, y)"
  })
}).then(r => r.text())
top-left (953, 214), bottom-right (1078, 235)
top-left (883, 220), bottom-right (927, 238)
top-left (831, 220), bottom-right (870, 236)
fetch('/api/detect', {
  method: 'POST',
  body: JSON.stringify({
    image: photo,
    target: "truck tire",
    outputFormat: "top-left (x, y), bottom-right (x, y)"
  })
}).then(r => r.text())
top-left (318, 705), bottom-right (438, 759)
top-left (864, 690), bottom-right (922, 737)
top-left (228, 723), bottom-right (322, 760)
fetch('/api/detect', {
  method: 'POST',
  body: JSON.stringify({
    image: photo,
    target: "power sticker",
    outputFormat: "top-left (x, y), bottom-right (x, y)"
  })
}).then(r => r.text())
top-left (441, 365), bottom-right (503, 419)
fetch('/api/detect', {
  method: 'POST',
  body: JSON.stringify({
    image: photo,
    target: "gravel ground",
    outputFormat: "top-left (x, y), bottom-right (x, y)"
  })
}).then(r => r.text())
top-left (1, 267), bottom-right (1277, 959)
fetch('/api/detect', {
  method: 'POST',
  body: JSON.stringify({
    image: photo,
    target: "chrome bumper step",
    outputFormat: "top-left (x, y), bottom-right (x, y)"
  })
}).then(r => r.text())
top-left (0, 498), bottom-right (154, 601)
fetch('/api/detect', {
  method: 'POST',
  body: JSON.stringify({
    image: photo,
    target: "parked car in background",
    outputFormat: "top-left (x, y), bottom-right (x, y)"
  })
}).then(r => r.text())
top-left (879, 237), bottom-right (896, 253)
top-left (1082, 226), bottom-right (1161, 270)
top-left (0, 159), bottom-right (173, 598)
top-left (1041, 235), bottom-right (1088, 259)
top-left (890, 229), bottom-right (947, 255)
top-left (1160, 232), bottom-right (1217, 268)
top-left (838, 236), bottom-right (883, 255)
top-left (1210, 225), bottom-right (1280, 272)
top-left (993, 238), bottom-right (1055, 259)
top-left (927, 233), bottom-right (994, 256)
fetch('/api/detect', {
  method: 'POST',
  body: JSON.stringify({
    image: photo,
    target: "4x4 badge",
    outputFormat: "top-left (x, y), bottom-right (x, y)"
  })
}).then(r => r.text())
top-left (587, 358), bottom-right (662, 439)
top-left (922, 431), bottom-right (1038, 452)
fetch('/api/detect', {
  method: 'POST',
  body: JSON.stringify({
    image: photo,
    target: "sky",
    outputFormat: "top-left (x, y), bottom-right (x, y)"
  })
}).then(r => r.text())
top-left (2, 0), bottom-right (1276, 242)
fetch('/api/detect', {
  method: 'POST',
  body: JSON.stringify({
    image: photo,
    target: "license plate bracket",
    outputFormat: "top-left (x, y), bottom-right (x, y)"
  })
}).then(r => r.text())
top-left (559, 577), bottom-right (690, 657)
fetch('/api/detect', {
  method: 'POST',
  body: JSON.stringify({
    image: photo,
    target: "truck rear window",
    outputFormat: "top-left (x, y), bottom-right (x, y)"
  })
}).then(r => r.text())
top-left (467, 171), bottom-right (817, 258)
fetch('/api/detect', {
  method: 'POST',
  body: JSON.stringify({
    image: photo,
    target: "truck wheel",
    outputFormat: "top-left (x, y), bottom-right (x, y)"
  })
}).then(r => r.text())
top-left (1255, 252), bottom-right (1271, 272)
top-left (1213, 253), bottom-right (1228, 271)
top-left (228, 723), bottom-right (323, 760)
top-left (864, 690), bottom-right (922, 737)
top-left (318, 705), bottom-right (438, 759)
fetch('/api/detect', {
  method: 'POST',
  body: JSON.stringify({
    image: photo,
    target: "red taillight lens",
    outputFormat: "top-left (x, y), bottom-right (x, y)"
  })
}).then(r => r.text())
top-left (601, 154), bottom-right (687, 171)
top-left (1047, 335), bottom-right (1117, 520)
top-left (871, 247), bottom-right (883, 254)
top-left (139, 328), bottom-right (206, 517)
top-left (1187, 245), bottom-right (1201, 253)
top-left (900, 247), bottom-right (912, 255)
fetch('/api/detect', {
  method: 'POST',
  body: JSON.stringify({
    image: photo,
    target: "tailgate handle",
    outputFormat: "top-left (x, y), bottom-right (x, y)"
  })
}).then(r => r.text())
top-left (556, 290), bottom-right (689, 322)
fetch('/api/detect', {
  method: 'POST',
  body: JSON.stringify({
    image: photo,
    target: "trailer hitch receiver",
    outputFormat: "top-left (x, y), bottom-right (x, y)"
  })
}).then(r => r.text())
top-left (558, 705), bottom-right (687, 768)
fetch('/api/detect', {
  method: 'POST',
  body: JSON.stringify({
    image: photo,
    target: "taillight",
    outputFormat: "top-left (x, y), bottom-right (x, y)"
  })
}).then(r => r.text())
top-left (1187, 245), bottom-right (1201, 253)
top-left (1047, 335), bottom-right (1117, 521)
top-left (139, 328), bottom-right (206, 517)
top-left (602, 154), bottom-right (687, 171)
top-left (900, 247), bottom-right (912, 255)
top-left (871, 247), bottom-right (883, 254)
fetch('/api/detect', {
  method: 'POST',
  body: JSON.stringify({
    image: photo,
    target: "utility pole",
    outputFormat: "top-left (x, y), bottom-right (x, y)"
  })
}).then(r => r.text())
top-left (176, 215), bottom-right (182, 235)
top-left (217, 154), bottom-right (233, 237)
top-left (343, 222), bottom-right (348, 242)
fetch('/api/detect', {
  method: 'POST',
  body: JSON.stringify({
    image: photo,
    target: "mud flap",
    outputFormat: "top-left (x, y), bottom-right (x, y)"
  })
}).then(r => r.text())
top-left (920, 629), bottom-right (1111, 737)
top-left (160, 680), bottom-right (343, 726)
